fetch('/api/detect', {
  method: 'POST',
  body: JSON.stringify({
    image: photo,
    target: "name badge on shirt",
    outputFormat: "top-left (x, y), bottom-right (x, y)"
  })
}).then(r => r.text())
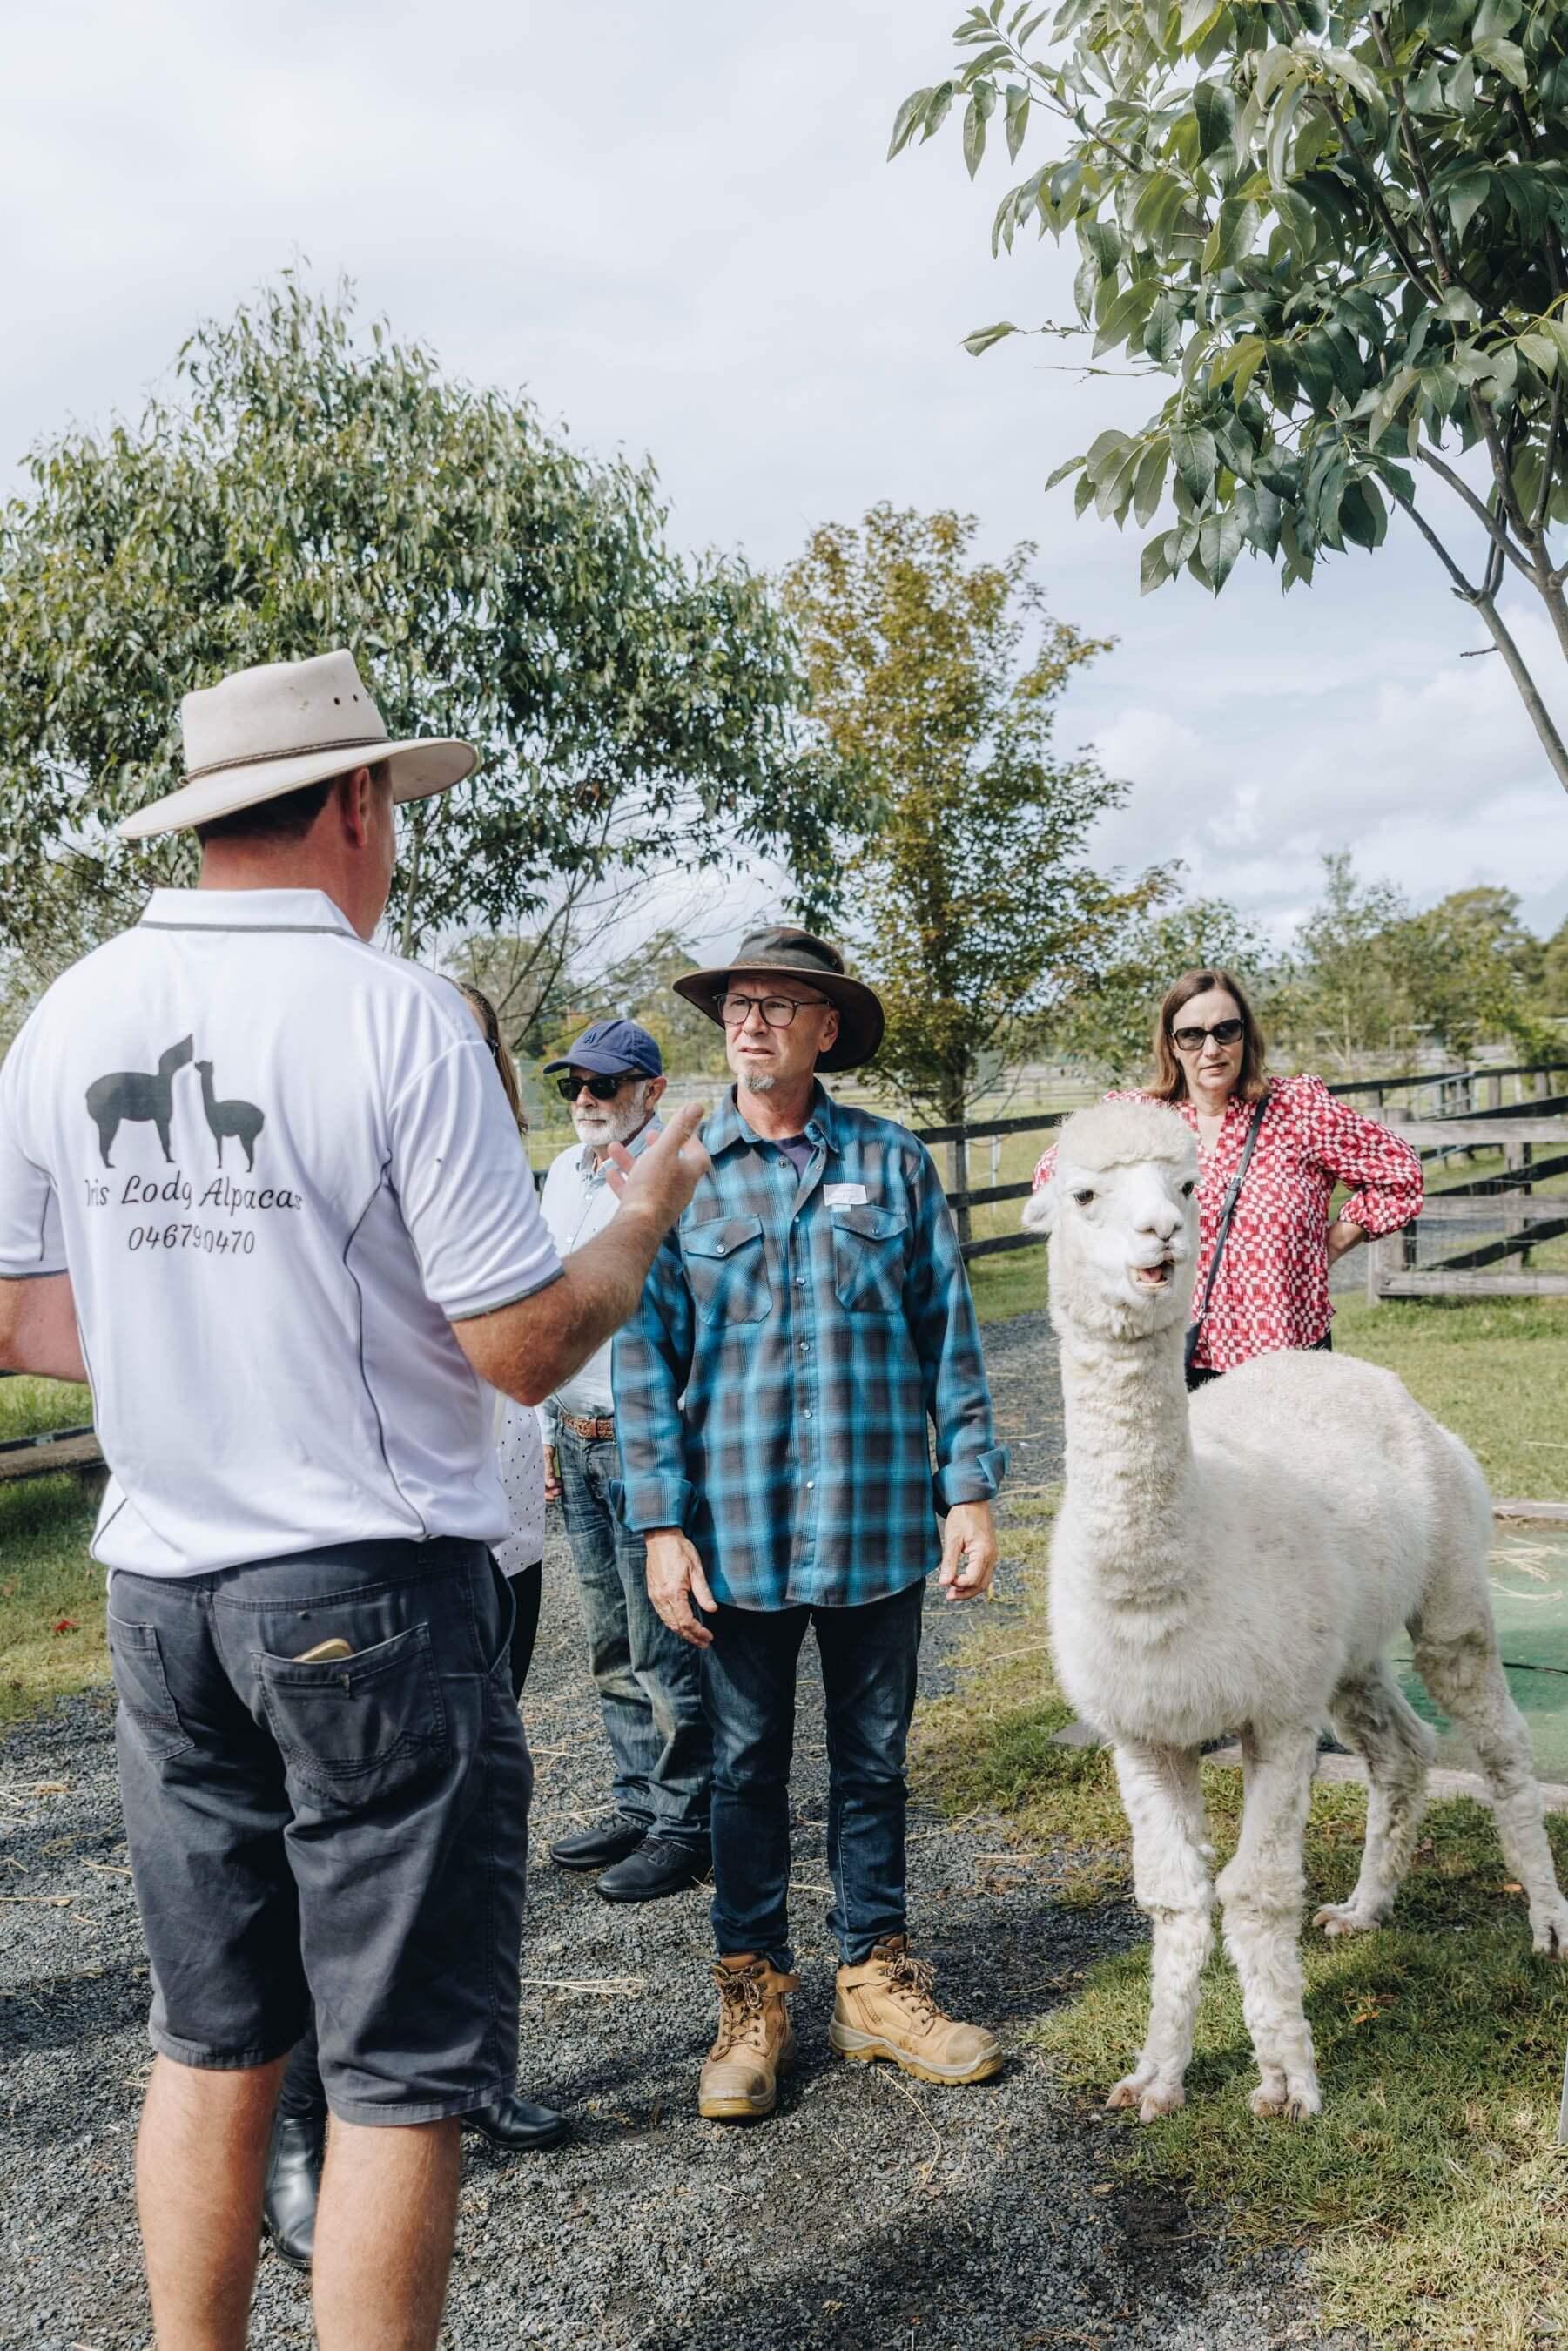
top-left (824, 1182), bottom-right (868, 1206)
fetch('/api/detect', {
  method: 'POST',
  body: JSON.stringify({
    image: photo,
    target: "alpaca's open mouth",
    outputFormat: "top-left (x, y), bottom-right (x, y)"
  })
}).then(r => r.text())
top-left (1132, 1258), bottom-right (1174, 1288)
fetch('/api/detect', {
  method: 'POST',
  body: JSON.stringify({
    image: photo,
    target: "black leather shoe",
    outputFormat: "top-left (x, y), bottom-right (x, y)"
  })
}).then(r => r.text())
top-left (464, 2094), bottom-right (569, 2152)
top-left (263, 2112), bottom-right (324, 2272)
top-left (550, 1817), bottom-right (646, 1872)
top-left (596, 1835), bottom-right (711, 1903)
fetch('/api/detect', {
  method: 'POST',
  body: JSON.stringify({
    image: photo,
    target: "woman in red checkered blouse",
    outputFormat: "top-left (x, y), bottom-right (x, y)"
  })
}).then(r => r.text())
top-left (1032, 967), bottom-right (1423, 1390)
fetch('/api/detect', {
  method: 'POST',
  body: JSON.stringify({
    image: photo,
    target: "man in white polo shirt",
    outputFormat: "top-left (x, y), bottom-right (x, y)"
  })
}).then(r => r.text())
top-left (0, 650), bottom-right (709, 2351)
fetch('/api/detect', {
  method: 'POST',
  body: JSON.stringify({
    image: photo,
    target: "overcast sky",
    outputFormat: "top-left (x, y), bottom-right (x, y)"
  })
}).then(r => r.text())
top-left (6, 0), bottom-right (1565, 947)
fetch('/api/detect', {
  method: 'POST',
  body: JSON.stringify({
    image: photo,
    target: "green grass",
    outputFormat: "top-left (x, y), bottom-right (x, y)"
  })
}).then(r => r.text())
top-left (0, 1471), bottom-right (105, 1728)
top-left (919, 1506), bottom-right (1568, 2345)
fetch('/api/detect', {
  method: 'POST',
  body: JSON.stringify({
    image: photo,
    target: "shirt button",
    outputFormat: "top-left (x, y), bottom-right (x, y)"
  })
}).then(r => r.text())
top-left (800, 1341), bottom-right (810, 1352)
top-left (796, 1275), bottom-right (806, 1286)
top-left (803, 1408), bottom-right (812, 1419)
top-left (716, 1244), bottom-right (725, 1256)
top-left (805, 1480), bottom-right (815, 1491)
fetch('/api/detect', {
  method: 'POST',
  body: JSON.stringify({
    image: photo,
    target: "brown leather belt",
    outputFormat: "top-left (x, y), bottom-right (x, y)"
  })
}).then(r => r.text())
top-left (560, 1411), bottom-right (616, 1442)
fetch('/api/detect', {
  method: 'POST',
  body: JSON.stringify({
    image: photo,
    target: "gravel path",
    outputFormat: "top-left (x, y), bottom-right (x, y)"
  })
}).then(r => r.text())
top-left (2, 1310), bottom-right (1356, 2350)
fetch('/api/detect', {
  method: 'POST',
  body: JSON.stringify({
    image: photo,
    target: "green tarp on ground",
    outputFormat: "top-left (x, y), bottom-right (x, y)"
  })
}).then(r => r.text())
top-left (1395, 1524), bottom-right (1568, 1782)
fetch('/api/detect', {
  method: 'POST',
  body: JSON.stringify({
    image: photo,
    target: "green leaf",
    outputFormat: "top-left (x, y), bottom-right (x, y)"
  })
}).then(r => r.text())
top-left (1145, 293), bottom-right (1183, 366)
top-left (1093, 278), bottom-right (1159, 357)
top-left (1005, 83), bottom-right (1032, 161)
top-left (1132, 438), bottom-right (1169, 525)
top-left (1170, 421), bottom-right (1218, 499)
top-left (1368, 366), bottom-right (1418, 448)
top-left (1045, 454), bottom-right (1087, 492)
top-left (1338, 478), bottom-right (1387, 549)
top-left (1266, 80), bottom-right (1306, 192)
top-left (920, 84), bottom-right (954, 142)
top-left (888, 88), bottom-right (933, 161)
top-left (1203, 197), bottom-right (1257, 273)
top-left (963, 320), bottom-right (1020, 357)
top-left (1445, 171), bottom-right (1491, 240)
top-left (1192, 79), bottom-right (1235, 158)
top-left (963, 91), bottom-right (991, 179)
top-left (1516, 331), bottom-right (1558, 377)
top-left (1073, 468), bottom-right (1097, 518)
top-left (1475, 36), bottom-right (1528, 89)
top-left (1139, 533), bottom-right (1174, 595)
top-left (1198, 505), bottom-right (1243, 590)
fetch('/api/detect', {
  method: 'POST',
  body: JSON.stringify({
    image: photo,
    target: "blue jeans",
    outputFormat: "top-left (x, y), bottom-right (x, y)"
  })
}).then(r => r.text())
top-left (701, 1577), bottom-right (924, 1971)
top-left (556, 1428), bottom-right (710, 1849)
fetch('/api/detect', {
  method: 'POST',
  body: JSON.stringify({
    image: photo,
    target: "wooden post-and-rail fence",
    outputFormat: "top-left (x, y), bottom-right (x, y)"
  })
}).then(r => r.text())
top-left (3, 1055), bottom-right (1566, 1484)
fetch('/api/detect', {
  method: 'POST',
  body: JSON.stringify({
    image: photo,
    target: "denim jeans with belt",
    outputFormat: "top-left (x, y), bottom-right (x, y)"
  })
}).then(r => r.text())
top-left (556, 1426), bottom-right (710, 1850)
top-left (701, 1576), bottom-right (924, 1971)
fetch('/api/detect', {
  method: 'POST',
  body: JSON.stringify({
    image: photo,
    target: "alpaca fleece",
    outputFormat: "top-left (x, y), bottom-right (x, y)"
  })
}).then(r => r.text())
top-left (1027, 1097), bottom-right (1568, 2124)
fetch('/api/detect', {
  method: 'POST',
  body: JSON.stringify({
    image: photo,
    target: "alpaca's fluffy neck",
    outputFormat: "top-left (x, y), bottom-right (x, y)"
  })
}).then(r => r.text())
top-left (1055, 1315), bottom-right (1195, 1608)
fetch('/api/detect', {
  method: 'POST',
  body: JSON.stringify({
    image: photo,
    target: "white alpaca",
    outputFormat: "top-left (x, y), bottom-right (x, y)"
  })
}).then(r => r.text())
top-left (1024, 1098), bottom-right (1568, 2125)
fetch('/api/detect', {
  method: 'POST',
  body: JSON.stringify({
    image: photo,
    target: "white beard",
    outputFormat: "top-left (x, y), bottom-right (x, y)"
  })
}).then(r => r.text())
top-left (738, 1072), bottom-right (777, 1095)
top-left (573, 1087), bottom-right (653, 1150)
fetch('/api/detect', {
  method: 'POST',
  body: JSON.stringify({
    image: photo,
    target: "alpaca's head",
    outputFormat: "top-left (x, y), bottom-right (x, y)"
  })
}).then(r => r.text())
top-left (1022, 1100), bottom-right (1199, 1342)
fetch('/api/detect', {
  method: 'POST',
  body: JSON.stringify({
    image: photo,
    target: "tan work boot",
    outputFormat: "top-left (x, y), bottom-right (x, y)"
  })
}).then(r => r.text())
top-left (697, 1954), bottom-right (799, 2120)
top-left (830, 1936), bottom-right (1003, 2085)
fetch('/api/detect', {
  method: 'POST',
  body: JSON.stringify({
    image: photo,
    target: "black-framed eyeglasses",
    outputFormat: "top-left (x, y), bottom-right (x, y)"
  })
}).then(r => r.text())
top-left (717, 990), bottom-right (831, 1029)
top-left (555, 1071), bottom-right (635, 1102)
top-left (1170, 1018), bottom-right (1245, 1051)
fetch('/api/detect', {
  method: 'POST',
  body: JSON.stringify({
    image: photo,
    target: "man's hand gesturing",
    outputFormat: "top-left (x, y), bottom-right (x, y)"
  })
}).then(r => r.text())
top-left (604, 1101), bottom-right (710, 1230)
top-left (645, 1528), bottom-right (717, 1648)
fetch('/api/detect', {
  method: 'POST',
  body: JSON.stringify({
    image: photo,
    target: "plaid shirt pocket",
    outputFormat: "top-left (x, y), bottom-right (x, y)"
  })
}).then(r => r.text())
top-left (682, 1214), bottom-right (771, 1324)
top-left (830, 1205), bottom-right (910, 1314)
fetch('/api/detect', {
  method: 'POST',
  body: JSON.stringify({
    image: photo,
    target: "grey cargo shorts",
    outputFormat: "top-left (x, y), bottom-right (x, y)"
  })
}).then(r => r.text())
top-left (107, 1535), bottom-right (530, 2125)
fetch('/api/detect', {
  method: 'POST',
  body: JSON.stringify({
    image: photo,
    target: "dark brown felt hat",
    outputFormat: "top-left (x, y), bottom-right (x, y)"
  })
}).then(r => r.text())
top-left (673, 926), bottom-right (884, 1074)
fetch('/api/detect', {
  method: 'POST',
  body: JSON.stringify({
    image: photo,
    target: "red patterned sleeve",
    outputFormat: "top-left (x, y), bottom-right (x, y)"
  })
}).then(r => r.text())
top-left (1290, 1074), bottom-right (1423, 1236)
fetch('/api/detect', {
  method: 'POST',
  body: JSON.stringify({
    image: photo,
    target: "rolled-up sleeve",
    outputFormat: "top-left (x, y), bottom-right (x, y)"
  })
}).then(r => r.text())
top-left (1295, 1076), bottom-right (1423, 1236)
top-left (612, 1230), bottom-right (697, 1533)
top-left (905, 1146), bottom-right (1007, 1508)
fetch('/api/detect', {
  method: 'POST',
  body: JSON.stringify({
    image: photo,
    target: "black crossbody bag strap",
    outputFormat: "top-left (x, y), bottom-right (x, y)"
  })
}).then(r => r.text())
top-left (1185, 1097), bottom-right (1269, 1377)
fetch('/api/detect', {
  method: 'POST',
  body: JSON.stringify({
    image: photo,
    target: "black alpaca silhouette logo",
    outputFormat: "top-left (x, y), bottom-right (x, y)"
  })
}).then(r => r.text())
top-left (85, 1036), bottom-right (194, 1168)
top-left (195, 1060), bottom-right (266, 1171)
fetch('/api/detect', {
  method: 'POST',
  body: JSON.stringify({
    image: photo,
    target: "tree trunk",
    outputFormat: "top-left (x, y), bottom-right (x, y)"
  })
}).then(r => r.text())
top-left (398, 807), bottom-right (427, 959)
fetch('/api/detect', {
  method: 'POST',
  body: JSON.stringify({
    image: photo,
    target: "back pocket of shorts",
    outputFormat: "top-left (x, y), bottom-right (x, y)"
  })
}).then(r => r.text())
top-left (107, 1617), bottom-right (193, 1762)
top-left (257, 1623), bottom-right (450, 1802)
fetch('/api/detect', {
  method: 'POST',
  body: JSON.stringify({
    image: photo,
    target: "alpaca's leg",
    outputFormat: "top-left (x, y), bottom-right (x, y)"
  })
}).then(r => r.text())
top-left (1217, 1721), bottom-right (1321, 2121)
top-left (1315, 1660), bottom-right (1435, 1937)
top-left (1107, 1742), bottom-right (1215, 2123)
top-left (1412, 1619), bottom-right (1568, 1958)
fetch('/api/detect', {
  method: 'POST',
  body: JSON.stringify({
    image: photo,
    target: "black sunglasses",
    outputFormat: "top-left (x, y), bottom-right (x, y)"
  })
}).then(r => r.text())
top-left (1170, 1018), bottom-right (1245, 1051)
top-left (555, 1071), bottom-right (635, 1102)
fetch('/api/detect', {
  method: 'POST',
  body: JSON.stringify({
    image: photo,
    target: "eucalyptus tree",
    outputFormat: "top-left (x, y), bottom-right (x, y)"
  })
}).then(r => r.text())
top-left (0, 276), bottom-right (845, 966)
top-left (893, 2), bottom-right (1568, 792)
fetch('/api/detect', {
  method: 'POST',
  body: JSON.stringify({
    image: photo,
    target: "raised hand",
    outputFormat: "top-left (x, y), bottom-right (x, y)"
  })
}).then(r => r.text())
top-left (604, 1101), bottom-right (710, 1233)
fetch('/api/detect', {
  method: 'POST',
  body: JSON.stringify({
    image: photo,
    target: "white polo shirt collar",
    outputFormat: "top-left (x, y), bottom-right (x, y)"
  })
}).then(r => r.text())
top-left (138, 887), bottom-right (360, 936)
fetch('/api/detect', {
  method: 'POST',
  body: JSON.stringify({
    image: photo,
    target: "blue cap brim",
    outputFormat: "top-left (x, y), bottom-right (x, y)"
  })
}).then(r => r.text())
top-left (542, 1048), bottom-right (651, 1077)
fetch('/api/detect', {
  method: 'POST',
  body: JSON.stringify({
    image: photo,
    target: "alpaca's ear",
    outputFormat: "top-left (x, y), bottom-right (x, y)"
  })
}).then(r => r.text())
top-left (1021, 1178), bottom-right (1056, 1238)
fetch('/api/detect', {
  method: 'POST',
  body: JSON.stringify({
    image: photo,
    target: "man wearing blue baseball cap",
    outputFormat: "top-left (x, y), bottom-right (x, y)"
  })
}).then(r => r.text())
top-left (537, 1020), bottom-right (713, 1899)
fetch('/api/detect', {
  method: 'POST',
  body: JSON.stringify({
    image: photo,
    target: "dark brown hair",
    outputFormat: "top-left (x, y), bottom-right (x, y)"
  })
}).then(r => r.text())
top-left (1149, 967), bottom-right (1269, 1104)
top-left (194, 758), bottom-right (391, 847)
top-left (453, 980), bottom-right (528, 1134)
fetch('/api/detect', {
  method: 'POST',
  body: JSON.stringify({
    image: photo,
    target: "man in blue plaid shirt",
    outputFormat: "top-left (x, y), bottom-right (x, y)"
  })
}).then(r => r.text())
top-left (613, 926), bottom-right (1008, 2121)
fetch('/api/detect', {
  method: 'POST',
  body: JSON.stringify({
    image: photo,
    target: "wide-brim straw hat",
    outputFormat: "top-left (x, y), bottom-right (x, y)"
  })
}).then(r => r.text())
top-left (673, 925), bottom-right (884, 1074)
top-left (116, 648), bottom-right (477, 841)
